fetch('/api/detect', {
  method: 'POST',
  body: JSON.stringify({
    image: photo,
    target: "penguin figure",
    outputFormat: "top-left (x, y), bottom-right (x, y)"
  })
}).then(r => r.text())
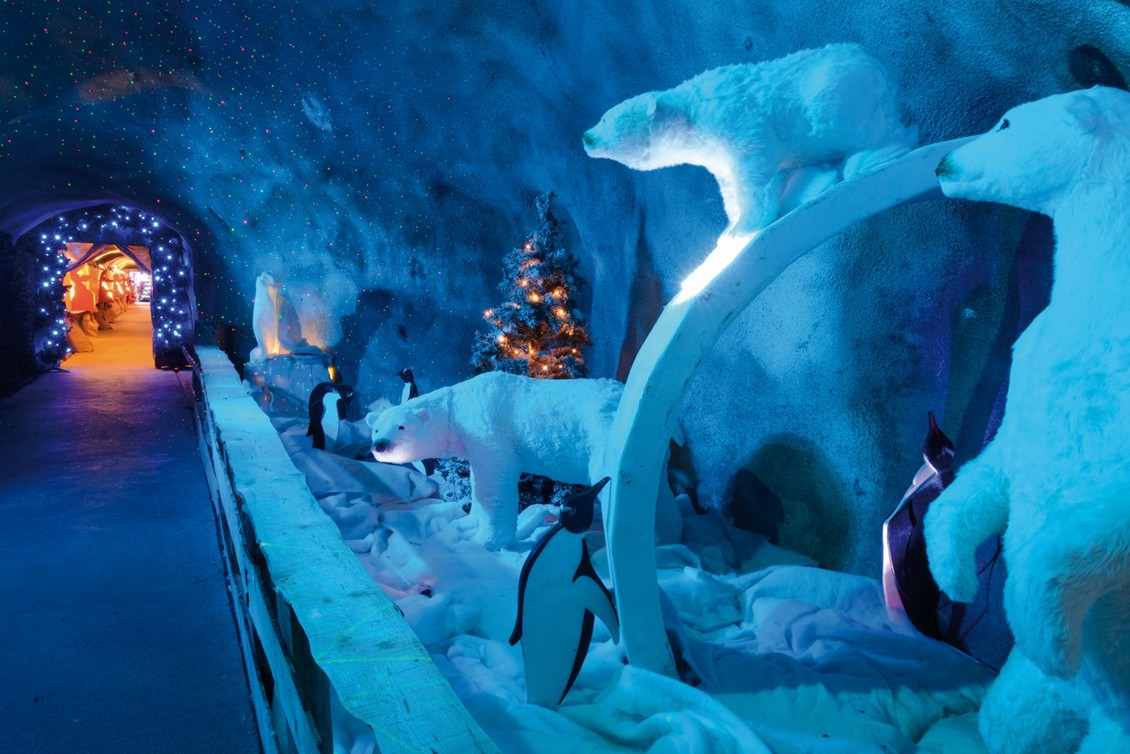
top-left (882, 412), bottom-right (956, 639)
top-left (510, 477), bottom-right (619, 707)
top-left (396, 368), bottom-right (435, 475)
top-left (307, 381), bottom-right (355, 451)
top-left (397, 367), bottom-right (419, 403)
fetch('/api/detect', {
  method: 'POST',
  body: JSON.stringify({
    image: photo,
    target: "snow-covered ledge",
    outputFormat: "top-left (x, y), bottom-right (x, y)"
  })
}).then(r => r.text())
top-left (191, 347), bottom-right (496, 754)
top-left (605, 138), bottom-right (974, 676)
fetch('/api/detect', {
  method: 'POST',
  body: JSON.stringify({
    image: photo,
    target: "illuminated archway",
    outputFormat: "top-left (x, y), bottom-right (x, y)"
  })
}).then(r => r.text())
top-left (27, 204), bottom-right (196, 369)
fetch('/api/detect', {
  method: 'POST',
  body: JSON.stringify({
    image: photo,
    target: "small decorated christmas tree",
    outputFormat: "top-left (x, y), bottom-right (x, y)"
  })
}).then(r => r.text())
top-left (472, 192), bottom-right (591, 378)
top-left (471, 193), bottom-right (591, 508)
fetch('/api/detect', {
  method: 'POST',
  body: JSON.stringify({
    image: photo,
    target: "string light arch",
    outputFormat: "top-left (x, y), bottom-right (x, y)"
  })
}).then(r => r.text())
top-left (27, 203), bottom-right (197, 369)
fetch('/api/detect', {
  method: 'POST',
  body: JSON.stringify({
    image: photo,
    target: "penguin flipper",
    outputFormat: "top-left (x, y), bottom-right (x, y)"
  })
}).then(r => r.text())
top-left (308, 401), bottom-right (325, 449)
top-left (573, 540), bottom-right (620, 643)
top-left (558, 610), bottom-right (595, 706)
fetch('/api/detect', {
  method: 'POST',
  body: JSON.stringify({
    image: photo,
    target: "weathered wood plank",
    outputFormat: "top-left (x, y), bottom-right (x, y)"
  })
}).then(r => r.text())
top-left (190, 361), bottom-right (281, 754)
top-left (196, 347), bottom-right (496, 754)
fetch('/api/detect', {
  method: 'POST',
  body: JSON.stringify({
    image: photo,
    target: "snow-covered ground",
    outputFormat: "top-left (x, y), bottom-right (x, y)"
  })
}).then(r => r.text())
top-left (266, 409), bottom-right (994, 753)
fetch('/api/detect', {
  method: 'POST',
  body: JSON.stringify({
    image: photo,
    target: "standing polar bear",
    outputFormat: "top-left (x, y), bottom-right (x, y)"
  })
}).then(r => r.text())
top-left (367, 372), bottom-right (682, 550)
top-left (928, 87), bottom-right (1130, 754)
top-left (582, 43), bottom-right (917, 234)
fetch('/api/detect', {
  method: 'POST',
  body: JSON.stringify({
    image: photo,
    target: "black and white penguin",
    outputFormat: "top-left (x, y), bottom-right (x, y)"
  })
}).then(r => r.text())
top-left (509, 477), bottom-right (619, 707)
top-left (396, 368), bottom-right (435, 475)
top-left (397, 367), bottom-right (419, 403)
top-left (882, 412), bottom-right (955, 639)
top-left (307, 381), bottom-right (355, 451)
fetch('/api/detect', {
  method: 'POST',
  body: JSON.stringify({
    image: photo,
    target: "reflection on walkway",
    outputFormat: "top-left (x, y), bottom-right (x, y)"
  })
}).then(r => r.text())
top-left (0, 304), bottom-right (261, 752)
top-left (64, 302), bottom-right (154, 371)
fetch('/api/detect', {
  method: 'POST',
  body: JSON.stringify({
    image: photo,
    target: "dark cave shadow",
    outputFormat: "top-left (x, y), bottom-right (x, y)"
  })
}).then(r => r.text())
top-left (729, 434), bottom-right (853, 572)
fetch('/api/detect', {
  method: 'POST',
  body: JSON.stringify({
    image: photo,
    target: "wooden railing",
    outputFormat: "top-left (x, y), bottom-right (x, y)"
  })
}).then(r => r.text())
top-left (187, 346), bottom-right (497, 754)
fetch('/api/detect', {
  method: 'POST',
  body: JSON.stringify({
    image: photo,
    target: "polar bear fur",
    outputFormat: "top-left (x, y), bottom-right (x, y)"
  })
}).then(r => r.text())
top-left (929, 87), bottom-right (1130, 754)
top-left (367, 371), bottom-right (682, 550)
top-left (582, 43), bottom-right (916, 234)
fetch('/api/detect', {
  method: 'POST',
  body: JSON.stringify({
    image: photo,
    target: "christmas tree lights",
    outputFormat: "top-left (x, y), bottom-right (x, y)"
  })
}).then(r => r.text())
top-left (471, 192), bottom-right (592, 507)
top-left (472, 193), bottom-right (591, 378)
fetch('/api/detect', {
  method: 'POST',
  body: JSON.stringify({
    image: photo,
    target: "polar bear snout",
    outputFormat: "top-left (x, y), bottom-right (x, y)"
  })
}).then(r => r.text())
top-left (582, 129), bottom-right (609, 158)
top-left (935, 154), bottom-right (958, 179)
top-left (373, 439), bottom-right (392, 454)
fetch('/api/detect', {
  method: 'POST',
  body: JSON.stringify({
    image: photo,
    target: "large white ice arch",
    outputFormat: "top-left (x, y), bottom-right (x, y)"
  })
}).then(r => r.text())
top-left (604, 137), bottom-right (975, 676)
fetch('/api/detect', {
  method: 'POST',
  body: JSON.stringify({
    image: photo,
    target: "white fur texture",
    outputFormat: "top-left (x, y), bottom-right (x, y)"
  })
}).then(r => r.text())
top-left (927, 87), bottom-right (1130, 754)
top-left (582, 43), bottom-right (916, 234)
top-left (367, 372), bottom-right (625, 550)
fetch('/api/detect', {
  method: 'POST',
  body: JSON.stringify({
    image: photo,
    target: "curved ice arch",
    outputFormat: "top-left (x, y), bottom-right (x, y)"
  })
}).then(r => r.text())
top-left (603, 137), bottom-right (976, 676)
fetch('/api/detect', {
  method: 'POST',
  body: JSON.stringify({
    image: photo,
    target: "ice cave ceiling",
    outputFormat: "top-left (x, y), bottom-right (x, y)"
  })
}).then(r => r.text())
top-left (3, 0), bottom-right (1129, 575)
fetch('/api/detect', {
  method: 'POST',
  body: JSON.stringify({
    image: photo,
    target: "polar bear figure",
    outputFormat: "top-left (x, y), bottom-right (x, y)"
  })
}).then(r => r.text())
top-left (928, 87), bottom-right (1130, 754)
top-left (250, 272), bottom-right (309, 362)
top-left (582, 44), bottom-right (917, 235)
top-left (367, 372), bottom-right (682, 550)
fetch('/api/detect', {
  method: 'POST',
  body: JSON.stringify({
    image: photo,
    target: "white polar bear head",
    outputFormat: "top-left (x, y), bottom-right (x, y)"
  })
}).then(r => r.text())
top-left (366, 404), bottom-right (435, 464)
top-left (936, 87), bottom-right (1130, 215)
top-left (583, 91), bottom-right (690, 170)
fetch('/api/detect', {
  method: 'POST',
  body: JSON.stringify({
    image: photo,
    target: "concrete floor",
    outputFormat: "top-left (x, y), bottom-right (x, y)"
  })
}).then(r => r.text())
top-left (0, 304), bottom-right (260, 752)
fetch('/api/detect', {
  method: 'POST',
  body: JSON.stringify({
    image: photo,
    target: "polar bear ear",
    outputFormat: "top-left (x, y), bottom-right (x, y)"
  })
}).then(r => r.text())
top-left (364, 411), bottom-right (378, 428)
top-left (414, 409), bottom-right (432, 423)
top-left (1066, 93), bottom-right (1103, 132)
top-left (652, 92), bottom-right (684, 123)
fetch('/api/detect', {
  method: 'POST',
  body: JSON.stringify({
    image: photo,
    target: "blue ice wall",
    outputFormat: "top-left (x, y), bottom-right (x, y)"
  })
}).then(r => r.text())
top-left (2, 0), bottom-right (1128, 574)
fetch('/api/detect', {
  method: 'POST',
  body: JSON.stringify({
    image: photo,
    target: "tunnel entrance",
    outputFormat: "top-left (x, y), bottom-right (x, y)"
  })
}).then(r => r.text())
top-left (61, 242), bottom-right (152, 363)
top-left (25, 204), bottom-right (197, 371)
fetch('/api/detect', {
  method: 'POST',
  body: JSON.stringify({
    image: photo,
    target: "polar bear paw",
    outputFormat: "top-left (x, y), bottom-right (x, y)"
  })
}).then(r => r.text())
top-left (458, 509), bottom-right (514, 552)
top-left (924, 504), bottom-right (981, 603)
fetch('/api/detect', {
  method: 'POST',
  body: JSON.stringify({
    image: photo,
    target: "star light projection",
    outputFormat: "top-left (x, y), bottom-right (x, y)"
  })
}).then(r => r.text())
top-left (31, 204), bottom-right (195, 369)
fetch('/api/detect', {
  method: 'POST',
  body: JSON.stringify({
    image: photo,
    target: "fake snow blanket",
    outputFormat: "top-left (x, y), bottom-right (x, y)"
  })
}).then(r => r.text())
top-left (270, 415), bottom-right (994, 753)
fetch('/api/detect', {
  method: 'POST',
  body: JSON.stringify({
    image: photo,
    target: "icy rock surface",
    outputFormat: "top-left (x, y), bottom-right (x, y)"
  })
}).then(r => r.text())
top-left (2, 1), bottom-right (1130, 574)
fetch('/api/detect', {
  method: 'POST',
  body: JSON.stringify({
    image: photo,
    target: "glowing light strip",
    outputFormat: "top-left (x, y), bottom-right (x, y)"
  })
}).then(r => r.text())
top-left (674, 230), bottom-right (758, 303)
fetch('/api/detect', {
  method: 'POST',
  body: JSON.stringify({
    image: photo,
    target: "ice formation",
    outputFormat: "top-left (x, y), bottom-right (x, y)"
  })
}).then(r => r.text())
top-left (929, 86), bottom-right (1130, 754)
top-left (249, 272), bottom-right (309, 362)
top-left (582, 43), bottom-right (917, 235)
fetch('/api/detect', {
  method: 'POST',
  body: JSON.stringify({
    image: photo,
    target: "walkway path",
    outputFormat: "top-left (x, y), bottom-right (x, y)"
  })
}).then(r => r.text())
top-left (0, 304), bottom-right (260, 752)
